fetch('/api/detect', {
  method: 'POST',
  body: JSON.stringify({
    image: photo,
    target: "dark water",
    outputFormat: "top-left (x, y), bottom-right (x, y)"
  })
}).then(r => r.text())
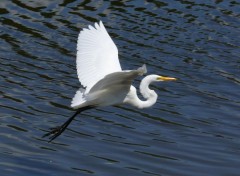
top-left (1, 0), bottom-right (240, 175)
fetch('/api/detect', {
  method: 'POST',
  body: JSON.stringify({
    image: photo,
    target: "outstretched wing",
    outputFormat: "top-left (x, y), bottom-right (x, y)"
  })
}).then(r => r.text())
top-left (89, 64), bottom-right (147, 93)
top-left (76, 21), bottom-right (122, 92)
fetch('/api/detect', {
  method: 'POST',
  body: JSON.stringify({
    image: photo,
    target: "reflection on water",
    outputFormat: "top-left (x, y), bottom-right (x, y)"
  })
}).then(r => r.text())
top-left (1, 0), bottom-right (240, 175)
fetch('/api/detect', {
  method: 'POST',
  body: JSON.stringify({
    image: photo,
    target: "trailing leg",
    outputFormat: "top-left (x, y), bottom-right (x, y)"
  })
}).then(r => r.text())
top-left (42, 106), bottom-right (93, 142)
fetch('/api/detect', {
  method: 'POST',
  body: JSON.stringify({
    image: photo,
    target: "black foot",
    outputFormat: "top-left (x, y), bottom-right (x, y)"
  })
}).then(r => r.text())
top-left (42, 126), bottom-right (65, 142)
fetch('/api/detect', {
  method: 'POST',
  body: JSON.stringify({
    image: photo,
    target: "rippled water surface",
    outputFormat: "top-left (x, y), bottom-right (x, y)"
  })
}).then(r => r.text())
top-left (1, 0), bottom-right (240, 175)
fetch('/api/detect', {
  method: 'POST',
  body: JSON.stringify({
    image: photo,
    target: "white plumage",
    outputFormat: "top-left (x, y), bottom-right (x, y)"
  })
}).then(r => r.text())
top-left (70, 21), bottom-right (176, 109)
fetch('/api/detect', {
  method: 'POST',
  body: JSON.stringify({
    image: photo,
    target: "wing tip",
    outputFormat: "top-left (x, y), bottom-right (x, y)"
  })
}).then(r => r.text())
top-left (137, 64), bottom-right (147, 75)
top-left (79, 20), bottom-right (105, 34)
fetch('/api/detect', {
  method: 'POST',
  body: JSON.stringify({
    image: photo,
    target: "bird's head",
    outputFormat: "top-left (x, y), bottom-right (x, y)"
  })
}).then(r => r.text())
top-left (146, 75), bottom-right (177, 82)
top-left (139, 74), bottom-right (177, 103)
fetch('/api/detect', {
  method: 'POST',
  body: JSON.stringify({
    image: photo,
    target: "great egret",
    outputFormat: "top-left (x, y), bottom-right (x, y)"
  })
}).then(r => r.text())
top-left (43, 21), bottom-right (176, 142)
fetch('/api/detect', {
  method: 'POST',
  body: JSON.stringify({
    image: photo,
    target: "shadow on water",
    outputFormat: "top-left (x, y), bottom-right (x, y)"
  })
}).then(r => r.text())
top-left (1, 0), bottom-right (240, 175)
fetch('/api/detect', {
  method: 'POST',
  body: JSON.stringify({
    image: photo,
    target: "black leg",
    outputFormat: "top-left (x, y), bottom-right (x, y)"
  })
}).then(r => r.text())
top-left (42, 106), bottom-right (93, 142)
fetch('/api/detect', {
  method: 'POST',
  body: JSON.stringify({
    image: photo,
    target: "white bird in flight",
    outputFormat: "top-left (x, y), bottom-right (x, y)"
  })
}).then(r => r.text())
top-left (43, 21), bottom-right (176, 142)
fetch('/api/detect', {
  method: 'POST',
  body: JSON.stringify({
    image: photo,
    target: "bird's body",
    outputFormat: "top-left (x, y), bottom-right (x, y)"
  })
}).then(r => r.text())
top-left (43, 21), bottom-right (176, 142)
top-left (71, 65), bottom-right (147, 109)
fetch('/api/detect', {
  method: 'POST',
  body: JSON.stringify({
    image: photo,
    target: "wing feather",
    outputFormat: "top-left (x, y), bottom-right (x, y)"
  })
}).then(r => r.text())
top-left (76, 21), bottom-right (122, 92)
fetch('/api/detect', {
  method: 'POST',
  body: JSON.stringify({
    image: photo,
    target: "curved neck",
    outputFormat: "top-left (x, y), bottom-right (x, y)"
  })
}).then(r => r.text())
top-left (124, 75), bottom-right (158, 109)
top-left (138, 76), bottom-right (158, 108)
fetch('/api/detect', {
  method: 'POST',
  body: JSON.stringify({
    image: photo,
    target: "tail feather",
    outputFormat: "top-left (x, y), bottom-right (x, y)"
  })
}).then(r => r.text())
top-left (71, 88), bottom-right (86, 108)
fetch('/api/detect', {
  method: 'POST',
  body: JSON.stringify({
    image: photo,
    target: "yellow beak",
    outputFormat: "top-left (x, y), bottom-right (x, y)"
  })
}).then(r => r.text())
top-left (157, 76), bottom-right (177, 81)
